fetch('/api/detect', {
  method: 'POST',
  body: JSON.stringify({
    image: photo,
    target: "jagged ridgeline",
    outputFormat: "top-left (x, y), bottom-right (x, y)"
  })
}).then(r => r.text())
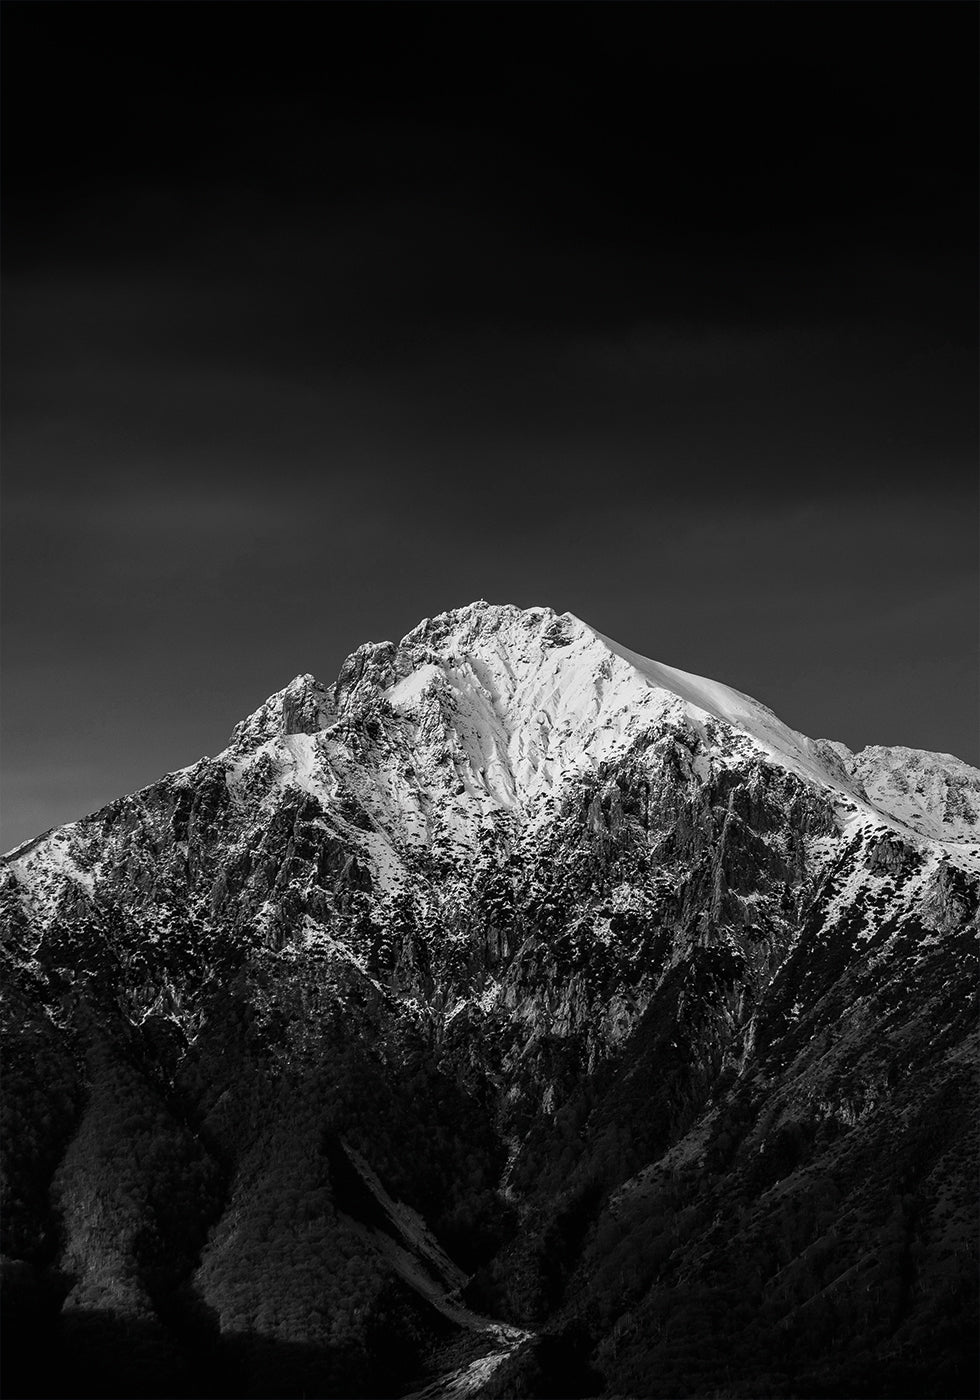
top-left (2, 602), bottom-right (978, 1399)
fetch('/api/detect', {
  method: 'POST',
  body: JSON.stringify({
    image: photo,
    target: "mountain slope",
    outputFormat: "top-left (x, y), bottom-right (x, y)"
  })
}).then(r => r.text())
top-left (2, 602), bottom-right (977, 1399)
top-left (827, 741), bottom-right (980, 844)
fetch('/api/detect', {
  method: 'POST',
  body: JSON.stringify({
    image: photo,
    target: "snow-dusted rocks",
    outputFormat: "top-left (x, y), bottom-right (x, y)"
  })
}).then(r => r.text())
top-left (835, 742), bottom-right (980, 845)
top-left (230, 671), bottom-right (335, 748)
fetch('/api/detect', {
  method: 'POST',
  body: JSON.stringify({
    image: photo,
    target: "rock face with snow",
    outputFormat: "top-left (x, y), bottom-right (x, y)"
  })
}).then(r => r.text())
top-left (2, 602), bottom-right (977, 1400)
top-left (827, 741), bottom-right (980, 844)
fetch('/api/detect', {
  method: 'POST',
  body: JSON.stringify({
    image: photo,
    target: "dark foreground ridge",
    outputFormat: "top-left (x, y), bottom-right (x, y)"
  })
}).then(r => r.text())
top-left (2, 604), bottom-right (978, 1398)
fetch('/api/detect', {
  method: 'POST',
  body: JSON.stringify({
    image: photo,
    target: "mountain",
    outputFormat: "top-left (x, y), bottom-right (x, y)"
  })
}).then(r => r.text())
top-left (2, 601), bottom-right (977, 1399)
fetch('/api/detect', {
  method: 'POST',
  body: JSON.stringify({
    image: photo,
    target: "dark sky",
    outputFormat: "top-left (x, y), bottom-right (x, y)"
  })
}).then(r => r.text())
top-left (3, 2), bottom-right (977, 849)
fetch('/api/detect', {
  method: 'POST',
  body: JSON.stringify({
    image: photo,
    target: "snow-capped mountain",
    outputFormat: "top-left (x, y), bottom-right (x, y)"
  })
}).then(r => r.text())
top-left (3, 603), bottom-right (977, 1400)
top-left (205, 603), bottom-right (977, 871)
top-left (205, 601), bottom-right (980, 855)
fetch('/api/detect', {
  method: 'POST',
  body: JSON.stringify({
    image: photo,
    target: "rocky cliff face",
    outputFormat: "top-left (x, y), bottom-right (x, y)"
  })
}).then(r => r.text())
top-left (2, 602), bottom-right (977, 1399)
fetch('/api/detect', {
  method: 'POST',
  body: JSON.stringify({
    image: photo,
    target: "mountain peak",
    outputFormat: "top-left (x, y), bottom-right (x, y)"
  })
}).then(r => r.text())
top-left (396, 600), bottom-right (571, 651)
top-left (352, 601), bottom-right (850, 798)
top-left (220, 603), bottom-right (979, 856)
top-left (230, 671), bottom-right (334, 749)
top-left (229, 603), bottom-right (856, 805)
